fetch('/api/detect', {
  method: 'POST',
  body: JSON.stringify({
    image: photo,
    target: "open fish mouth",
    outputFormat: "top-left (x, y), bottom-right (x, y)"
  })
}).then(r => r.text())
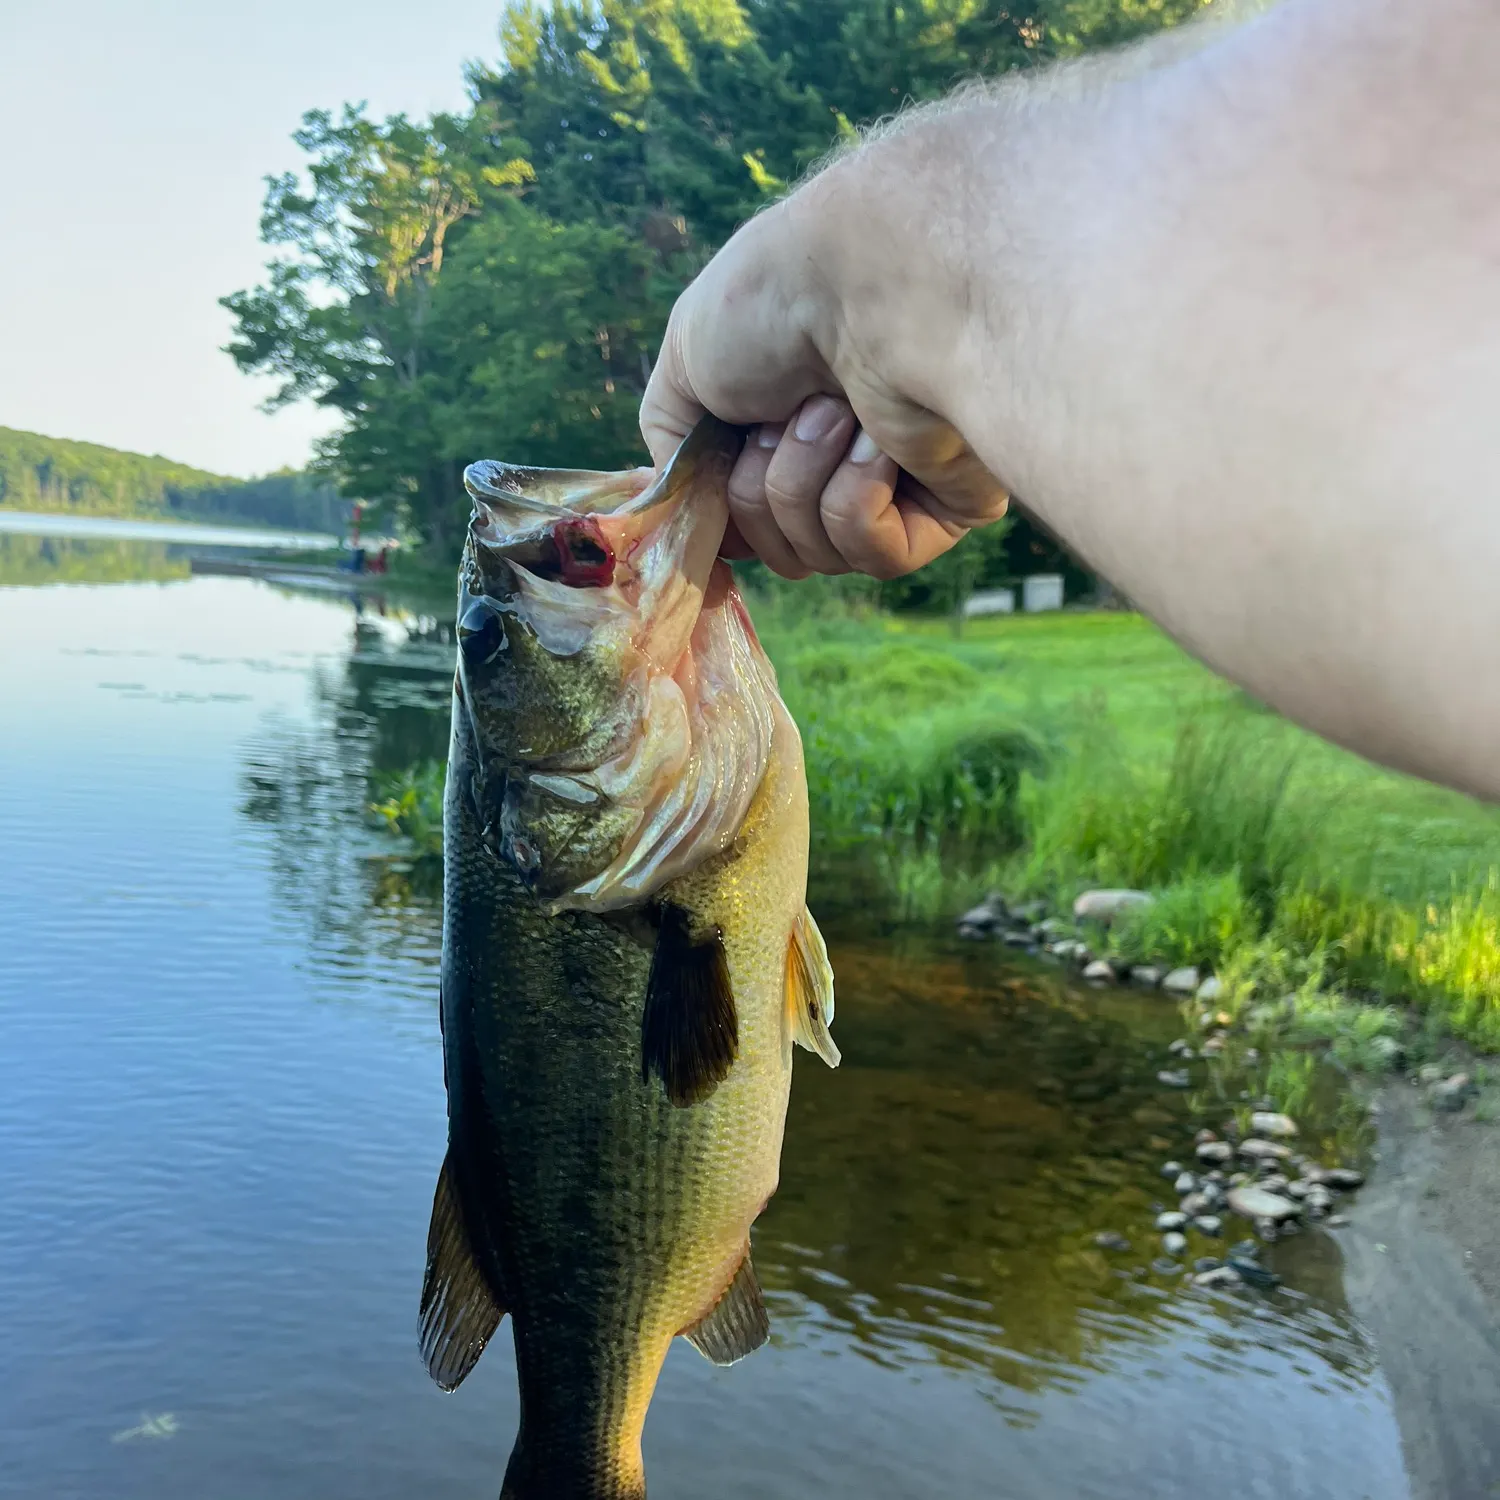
top-left (456, 418), bottom-right (785, 914)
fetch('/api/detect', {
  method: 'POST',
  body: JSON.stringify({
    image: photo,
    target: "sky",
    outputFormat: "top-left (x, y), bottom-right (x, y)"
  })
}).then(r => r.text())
top-left (0, 1), bottom-right (509, 478)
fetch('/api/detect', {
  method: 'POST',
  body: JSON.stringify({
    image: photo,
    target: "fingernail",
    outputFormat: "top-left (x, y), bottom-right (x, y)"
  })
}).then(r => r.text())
top-left (755, 422), bottom-right (784, 449)
top-left (848, 429), bottom-right (882, 466)
top-left (794, 395), bottom-right (844, 443)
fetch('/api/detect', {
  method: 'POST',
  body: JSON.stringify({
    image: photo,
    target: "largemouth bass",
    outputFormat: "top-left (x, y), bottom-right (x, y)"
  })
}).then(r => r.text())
top-left (420, 417), bottom-right (840, 1499)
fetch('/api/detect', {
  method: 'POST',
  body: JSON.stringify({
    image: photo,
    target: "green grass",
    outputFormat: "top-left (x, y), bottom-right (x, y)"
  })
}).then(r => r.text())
top-left (373, 600), bottom-right (1500, 1049)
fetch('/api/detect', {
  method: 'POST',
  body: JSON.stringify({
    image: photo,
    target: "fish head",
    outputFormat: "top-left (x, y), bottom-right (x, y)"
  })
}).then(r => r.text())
top-left (455, 417), bottom-right (782, 909)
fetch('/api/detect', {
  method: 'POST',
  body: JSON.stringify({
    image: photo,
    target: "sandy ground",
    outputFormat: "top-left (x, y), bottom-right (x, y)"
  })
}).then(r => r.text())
top-left (1340, 1083), bottom-right (1500, 1500)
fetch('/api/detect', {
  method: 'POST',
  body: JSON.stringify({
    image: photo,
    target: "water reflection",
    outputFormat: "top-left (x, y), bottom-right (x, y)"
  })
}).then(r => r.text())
top-left (0, 561), bottom-right (1406, 1500)
top-left (0, 532), bottom-right (190, 586)
top-left (228, 581), bottom-right (1385, 1414)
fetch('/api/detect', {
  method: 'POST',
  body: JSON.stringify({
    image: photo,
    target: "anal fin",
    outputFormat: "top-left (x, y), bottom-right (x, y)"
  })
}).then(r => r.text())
top-left (419, 1151), bottom-right (504, 1391)
top-left (787, 905), bottom-right (840, 1068)
top-left (642, 903), bottom-right (737, 1106)
top-left (684, 1249), bottom-right (769, 1366)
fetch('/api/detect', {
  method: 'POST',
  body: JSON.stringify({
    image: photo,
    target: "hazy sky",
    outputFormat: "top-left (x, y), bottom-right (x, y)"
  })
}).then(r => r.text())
top-left (0, 1), bottom-right (509, 477)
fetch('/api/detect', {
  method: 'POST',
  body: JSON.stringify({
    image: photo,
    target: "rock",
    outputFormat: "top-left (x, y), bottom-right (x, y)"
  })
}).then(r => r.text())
top-left (1161, 1231), bottom-right (1188, 1257)
top-left (1162, 965), bottom-right (1200, 995)
top-left (1190, 1183), bottom-right (1224, 1211)
top-left (1227, 1256), bottom-right (1280, 1288)
top-left (1196, 975), bottom-right (1224, 1002)
top-left (1286, 1180), bottom-right (1309, 1200)
top-left (1180, 1192), bottom-right (1210, 1217)
top-left (957, 901), bottom-right (1001, 932)
top-left (1196, 1141), bottom-right (1234, 1166)
top-left (1010, 900), bottom-right (1047, 924)
top-left (1037, 917), bottom-right (1069, 939)
top-left (1132, 965), bottom-right (1165, 988)
top-left (1206, 1170), bottom-right (1226, 1185)
top-left (1326, 1214), bottom-right (1350, 1228)
top-left (1173, 1171), bottom-right (1199, 1196)
top-left (1324, 1167), bottom-right (1365, 1190)
top-left (1254, 1217), bottom-right (1281, 1242)
top-left (1160, 1160), bottom-right (1184, 1179)
top-left (957, 924), bottom-right (990, 941)
top-left (1238, 1138), bottom-right (1292, 1163)
top-left (1244, 1047), bottom-right (1260, 1065)
top-left (1418, 1063), bottom-right (1446, 1085)
top-left (1001, 930), bottom-right (1035, 948)
top-left (1257, 1173), bottom-right (1291, 1195)
top-left (1227, 1184), bottom-right (1301, 1222)
top-left (1304, 1184), bottom-right (1334, 1216)
top-left (1193, 1255), bottom-right (1223, 1273)
top-left (1157, 1069), bottom-right (1191, 1089)
top-left (1151, 1256), bottom-right (1184, 1276)
top-left (1094, 1231), bottom-right (1132, 1252)
top-left (1083, 959), bottom-right (1116, 982)
top-left (1168, 1038), bottom-right (1191, 1056)
top-left (1431, 1073), bottom-right (1475, 1112)
top-left (1155, 1211), bottom-right (1188, 1232)
top-left (1200, 1036), bottom-right (1226, 1056)
top-left (1073, 889), bottom-right (1153, 924)
top-left (1194, 1214), bottom-right (1224, 1237)
top-left (1250, 1111), bottom-right (1299, 1139)
top-left (1195, 1265), bottom-right (1243, 1289)
top-left (1229, 1171), bottom-right (1250, 1187)
top-left (1050, 939), bottom-right (1088, 961)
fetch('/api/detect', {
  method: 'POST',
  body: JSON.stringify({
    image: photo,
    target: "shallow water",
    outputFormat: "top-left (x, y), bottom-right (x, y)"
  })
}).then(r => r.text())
top-left (0, 546), bottom-right (1409, 1499)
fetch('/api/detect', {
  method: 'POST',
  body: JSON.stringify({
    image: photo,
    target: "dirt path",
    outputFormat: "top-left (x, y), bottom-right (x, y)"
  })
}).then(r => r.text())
top-left (1339, 1084), bottom-right (1500, 1499)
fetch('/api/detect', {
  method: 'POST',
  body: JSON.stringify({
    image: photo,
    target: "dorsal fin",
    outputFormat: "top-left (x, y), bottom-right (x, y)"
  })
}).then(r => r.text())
top-left (419, 1151), bottom-right (505, 1391)
top-left (642, 903), bottom-right (737, 1106)
top-left (786, 905), bottom-right (840, 1068)
top-left (684, 1249), bottom-right (769, 1366)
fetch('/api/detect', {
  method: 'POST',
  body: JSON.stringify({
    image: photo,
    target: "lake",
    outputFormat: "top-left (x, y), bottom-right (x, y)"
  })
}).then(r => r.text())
top-left (0, 537), bottom-right (1410, 1499)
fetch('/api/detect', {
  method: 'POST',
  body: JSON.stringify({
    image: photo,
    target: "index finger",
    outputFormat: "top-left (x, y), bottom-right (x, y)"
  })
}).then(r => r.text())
top-left (640, 314), bottom-right (704, 468)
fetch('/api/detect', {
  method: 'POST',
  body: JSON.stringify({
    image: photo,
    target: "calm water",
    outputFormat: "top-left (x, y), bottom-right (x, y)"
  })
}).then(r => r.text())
top-left (0, 545), bottom-right (1410, 1499)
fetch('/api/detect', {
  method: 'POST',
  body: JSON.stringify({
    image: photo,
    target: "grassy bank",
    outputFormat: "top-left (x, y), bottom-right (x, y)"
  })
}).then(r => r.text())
top-left (373, 601), bottom-right (1500, 1049)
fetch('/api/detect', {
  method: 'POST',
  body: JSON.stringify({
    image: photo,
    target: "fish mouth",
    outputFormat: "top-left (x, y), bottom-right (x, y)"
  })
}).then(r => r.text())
top-left (463, 418), bottom-right (747, 596)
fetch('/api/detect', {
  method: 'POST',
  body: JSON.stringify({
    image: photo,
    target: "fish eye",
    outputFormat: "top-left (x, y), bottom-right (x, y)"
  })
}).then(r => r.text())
top-left (458, 598), bottom-right (505, 667)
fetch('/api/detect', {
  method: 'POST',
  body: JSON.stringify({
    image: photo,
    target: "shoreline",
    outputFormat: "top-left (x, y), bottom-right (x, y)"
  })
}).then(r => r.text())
top-left (1340, 1082), bottom-right (1500, 1499)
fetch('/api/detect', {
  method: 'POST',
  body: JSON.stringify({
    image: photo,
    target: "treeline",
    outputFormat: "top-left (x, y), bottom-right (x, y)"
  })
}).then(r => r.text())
top-left (0, 426), bottom-right (349, 533)
top-left (225, 0), bottom-right (1209, 590)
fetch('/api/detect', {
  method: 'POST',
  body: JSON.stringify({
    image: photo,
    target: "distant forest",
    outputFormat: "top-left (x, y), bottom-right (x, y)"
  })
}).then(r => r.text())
top-left (0, 426), bottom-right (350, 534)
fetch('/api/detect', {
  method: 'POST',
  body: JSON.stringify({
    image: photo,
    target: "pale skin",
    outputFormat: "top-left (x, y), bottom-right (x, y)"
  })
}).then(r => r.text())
top-left (640, 0), bottom-right (1500, 804)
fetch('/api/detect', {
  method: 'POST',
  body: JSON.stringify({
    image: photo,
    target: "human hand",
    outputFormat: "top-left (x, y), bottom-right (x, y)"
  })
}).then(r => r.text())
top-left (640, 159), bottom-right (1010, 581)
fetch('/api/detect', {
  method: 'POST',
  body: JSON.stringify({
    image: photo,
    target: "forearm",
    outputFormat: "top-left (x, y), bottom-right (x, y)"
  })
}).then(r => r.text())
top-left (812, 0), bottom-right (1500, 797)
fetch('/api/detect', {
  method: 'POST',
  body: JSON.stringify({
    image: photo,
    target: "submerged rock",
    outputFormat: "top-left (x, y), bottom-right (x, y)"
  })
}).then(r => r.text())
top-left (1073, 889), bottom-right (1153, 924)
top-left (1227, 1184), bottom-right (1301, 1222)
top-left (1151, 1256), bottom-right (1185, 1276)
top-left (1195, 1265), bottom-right (1243, 1289)
top-left (1094, 1230), bottom-right (1132, 1252)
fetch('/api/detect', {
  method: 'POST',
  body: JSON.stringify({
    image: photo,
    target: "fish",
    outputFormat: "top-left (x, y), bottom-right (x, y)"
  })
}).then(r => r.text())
top-left (420, 416), bottom-right (840, 1499)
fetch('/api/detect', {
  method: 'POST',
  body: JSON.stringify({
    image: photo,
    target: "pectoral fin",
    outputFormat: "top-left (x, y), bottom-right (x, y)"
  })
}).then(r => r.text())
top-left (642, 903), bottom-right (737, 1106)
top-left (684, 1249), bottom-right (769, 1366)
top-left (419, 1152), bottom-right (505, 1392)
top-left (786, 905), bottom-right (840, 1068)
